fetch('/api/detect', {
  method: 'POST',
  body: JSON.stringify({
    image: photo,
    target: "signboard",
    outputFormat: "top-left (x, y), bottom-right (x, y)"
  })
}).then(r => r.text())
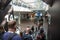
top-left (35, 11), bottom-right (41, 16)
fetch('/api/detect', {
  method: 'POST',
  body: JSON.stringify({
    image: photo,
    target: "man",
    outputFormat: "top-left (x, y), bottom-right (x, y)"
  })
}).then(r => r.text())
top-left (31, 26), bottom-right (34, 32)
top-left (27, 26), bottom-right (32, 35)
top-left (3, 20), bottom-right (22, 40)
top-left (23, 27), bottom-right (33, 40)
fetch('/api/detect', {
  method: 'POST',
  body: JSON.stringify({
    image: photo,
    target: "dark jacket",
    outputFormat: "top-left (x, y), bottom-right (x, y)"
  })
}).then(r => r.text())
top-left (23, 33), bottom-right (33, 40)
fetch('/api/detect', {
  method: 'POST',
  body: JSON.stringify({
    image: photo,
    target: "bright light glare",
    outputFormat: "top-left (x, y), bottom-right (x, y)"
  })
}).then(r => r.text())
top-left (12, 5), bottom-right (32, 12)
top-left (22, 0), bottom-right (36, 3)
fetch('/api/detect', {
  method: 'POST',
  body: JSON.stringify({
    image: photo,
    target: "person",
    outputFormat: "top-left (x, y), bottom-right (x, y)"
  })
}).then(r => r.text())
top-left (0, 25), bottom-right (5, 40)
top-left (3, 20), bottom-right (22, 40)
top-left (38, 23), bottom-right (41, 30)
top-left (36, 28), bottom-right (46, 40)
top-left (27, 26), bottom-right (32, 35)
top-left (45, 12), bottom-right (48, 22)
top-left (31, 26), bottom-right (34, 32)
top-left (20, 32), bottom-right (24, 40)
top-left (23, 27), bottom-right (33, 40)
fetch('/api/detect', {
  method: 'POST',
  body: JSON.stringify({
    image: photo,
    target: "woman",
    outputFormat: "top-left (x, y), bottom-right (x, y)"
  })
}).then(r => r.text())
top-left (36, 28), bottom-right (46, 40)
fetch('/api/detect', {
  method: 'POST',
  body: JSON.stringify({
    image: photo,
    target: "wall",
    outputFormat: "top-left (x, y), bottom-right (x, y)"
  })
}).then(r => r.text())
top-left (48, 0), bottom-right (60, 40)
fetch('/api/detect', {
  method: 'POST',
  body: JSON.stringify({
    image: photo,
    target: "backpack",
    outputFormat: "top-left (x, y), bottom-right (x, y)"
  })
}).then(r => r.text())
top-left (0, 32), bottom-right (5, 40)
top-left (7, 33), bottom-right (16, 40)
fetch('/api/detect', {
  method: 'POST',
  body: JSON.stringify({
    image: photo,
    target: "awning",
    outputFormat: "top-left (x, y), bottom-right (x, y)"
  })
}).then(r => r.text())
top-left (12, 5), bottom-right (32, 12)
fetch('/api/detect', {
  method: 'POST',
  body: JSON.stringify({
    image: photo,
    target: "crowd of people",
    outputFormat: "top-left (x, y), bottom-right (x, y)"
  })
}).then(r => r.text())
top-left (0, 20), bottom-right (46, 40)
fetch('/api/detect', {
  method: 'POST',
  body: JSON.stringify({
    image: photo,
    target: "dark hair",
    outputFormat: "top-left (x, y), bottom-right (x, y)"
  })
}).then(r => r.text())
top-left (0, 25), bottom-right (3, 30)
top-left (8, 20), bottom-right (16, 29)
top-left (40, 28), bottom-right (44, 33)
top-left (27, 26), bottom-right (30, 28)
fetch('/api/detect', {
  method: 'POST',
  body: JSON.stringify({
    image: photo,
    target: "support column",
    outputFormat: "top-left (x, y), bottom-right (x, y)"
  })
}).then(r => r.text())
top-left (18, 12), bottom-right (21, 25)
top-left (18, 12), bottom-right (22, 32)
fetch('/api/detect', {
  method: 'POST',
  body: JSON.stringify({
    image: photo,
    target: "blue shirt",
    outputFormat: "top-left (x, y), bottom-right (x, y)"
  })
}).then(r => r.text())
top-left (3, 32), bottom-right (22, 40)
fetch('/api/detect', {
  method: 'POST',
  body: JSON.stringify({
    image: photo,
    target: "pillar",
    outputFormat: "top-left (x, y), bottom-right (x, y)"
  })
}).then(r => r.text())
top-left (18, 12), bottom-right (21, 25)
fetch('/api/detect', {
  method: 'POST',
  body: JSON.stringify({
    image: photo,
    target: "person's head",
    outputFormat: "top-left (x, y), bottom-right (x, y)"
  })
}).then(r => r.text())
top-left (40, 28), bottom-right (44, 33)
top-left (27, 26), bottom-right (31, 31)
top-left (0, 25), bottom-right (4, 32)
top-left (25, 26), bottom-right (31, 34)
top-left (8, 20), bottom-right (16, 32)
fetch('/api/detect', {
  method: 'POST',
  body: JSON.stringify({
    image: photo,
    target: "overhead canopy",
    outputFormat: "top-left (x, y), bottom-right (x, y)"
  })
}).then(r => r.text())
top-left (12, 5), bottom-right (32, 12)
